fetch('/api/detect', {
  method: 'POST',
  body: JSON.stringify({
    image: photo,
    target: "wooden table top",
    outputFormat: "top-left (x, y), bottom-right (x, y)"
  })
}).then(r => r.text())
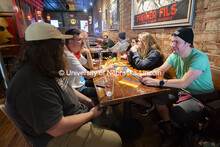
top-left (93, 60), bottom-right (177, 107)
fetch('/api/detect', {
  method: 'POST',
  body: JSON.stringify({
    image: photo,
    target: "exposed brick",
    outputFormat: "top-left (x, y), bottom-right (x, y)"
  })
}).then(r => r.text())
top-left (217, 34), bottom-right (220, 43)
top-left (194, 33), bottom-right (218, 42)
top-left (205, 19), bottom-right (220, 31)
top-left (214, 56), bottom-right (220, 67)
top-left (204, 0), bottom-right (210, 9)
top-left (207, 54), bottom-right (216, 63)
top-left (210, 1), bottom-right (220, 9)
top-left (204, 9), bottom-right (220, 20)
top-left (93, 0), bottom-right (220, 69)
top-left (204, 43), bottom-right (219, 53)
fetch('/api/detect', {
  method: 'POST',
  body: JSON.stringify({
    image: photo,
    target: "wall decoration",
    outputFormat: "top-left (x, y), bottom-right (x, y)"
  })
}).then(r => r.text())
top-left (131, 0), bottom-right (196, 29)
top-left (102, 9), bottom-right (107, 32)
top-left (0, 13), bottom-right (20, 57)
top-left (80, 20), bottom-right (89, 32)
top-left (0, 16), bottom-right (18, 45)
top-left (109, 0), bottom-right (118, 30)
top-left (11, 0), bottom-right (44, 38)
top-left (70, 19), bottom-right (76, 24)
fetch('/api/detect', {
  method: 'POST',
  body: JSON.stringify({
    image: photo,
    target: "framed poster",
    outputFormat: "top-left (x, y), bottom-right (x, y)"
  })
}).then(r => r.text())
top-left (80, 20), bottom-right (89, 32)
top-left (131, 0), bottom-right (196, 29)
top-left (102, 9), bottom-right (107, 32)
top-left (0, 14), bottom-right (19, 46)
top-left (109, 0), bottom-right (118, 30)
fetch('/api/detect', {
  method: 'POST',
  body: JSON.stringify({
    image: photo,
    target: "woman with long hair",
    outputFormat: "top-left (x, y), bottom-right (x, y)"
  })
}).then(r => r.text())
top-left (128, 32), bottom-right (164, 116)
top-left (121, 37), bottom-right (138, 59)
top-left (128, 32), bottom-right (164, 70)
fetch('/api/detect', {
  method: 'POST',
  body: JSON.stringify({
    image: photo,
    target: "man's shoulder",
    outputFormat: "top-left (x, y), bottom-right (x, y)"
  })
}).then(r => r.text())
top-left (191, 48), bottom-right (208, 59)
top-left (109, 38), bottom-right (114, 42)
top-left (166, 53), bottom-right (178, 62)
top-left (64, 49), bottom-right (78, 60)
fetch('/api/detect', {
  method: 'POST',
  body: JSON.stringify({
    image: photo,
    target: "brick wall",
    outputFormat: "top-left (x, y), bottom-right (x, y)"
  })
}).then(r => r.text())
top-left (93, 0), bottom-right (220, 69)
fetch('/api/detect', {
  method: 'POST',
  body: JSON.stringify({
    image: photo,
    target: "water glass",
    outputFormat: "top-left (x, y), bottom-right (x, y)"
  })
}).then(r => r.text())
top-left (104, 75), bottom-right (114, 99)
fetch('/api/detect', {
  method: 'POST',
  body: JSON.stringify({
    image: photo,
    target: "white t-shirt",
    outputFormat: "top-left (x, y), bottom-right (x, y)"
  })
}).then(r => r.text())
top-left (64, 47), bottom-right (87, 89)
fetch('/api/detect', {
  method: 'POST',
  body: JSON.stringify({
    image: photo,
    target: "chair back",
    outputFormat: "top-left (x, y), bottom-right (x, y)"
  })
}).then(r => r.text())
top-left (0, 104), bottom-right (32, 147)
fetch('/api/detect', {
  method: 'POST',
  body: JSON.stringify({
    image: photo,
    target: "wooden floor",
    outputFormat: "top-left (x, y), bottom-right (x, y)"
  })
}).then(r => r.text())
top-left (0, 103), bottom-right (29, 147)
top-left (106, 104), bottom-right (165, 147)
top-left (92, 103), bottom-right (177, 147)
top-left (122, 106), bottom-right (162, 147)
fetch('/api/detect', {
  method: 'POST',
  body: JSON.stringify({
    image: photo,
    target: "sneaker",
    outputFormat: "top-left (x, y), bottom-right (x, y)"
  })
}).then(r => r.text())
top-left (137, 104), bottom-right (155, 116)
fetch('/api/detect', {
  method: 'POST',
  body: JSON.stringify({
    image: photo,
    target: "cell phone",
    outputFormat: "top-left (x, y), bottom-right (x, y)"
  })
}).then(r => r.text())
top-left (96, 82), bottom-right (105, 88)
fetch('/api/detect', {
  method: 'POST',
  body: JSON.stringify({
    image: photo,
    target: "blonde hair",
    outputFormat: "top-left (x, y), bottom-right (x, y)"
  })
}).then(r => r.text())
top-left (138, 32), bottom-right (163, 59)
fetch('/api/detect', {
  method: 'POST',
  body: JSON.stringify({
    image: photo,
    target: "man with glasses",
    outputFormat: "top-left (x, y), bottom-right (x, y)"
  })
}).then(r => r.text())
top-left (80, 30), bottom-right (90, 50)
top-left (97, 35), bottom-right (115, 50)
top-left (64, 29), bottom-right (113, 99)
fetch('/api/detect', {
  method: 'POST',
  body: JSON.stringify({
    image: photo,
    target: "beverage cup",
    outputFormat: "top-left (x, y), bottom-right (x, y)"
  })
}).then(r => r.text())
top-left (104, 75), bottom-right (114, 99)
top-left (156, 70), bottom-right (164, 80)
top-left (99, 51), bottom-right (103, 61)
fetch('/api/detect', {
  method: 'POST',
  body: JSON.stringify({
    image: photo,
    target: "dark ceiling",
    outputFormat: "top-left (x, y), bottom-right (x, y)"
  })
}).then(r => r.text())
top-left (41, 0), bottom-right (97, 12)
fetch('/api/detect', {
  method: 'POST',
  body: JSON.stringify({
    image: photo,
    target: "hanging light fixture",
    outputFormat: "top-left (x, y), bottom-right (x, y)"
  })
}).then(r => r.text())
top-left (83, 0), bottom-right (87, 13)
top-left (47, 14), bottom-right (51, 21)
top-left (37, 10), bottom-right (41, 15)
top-left (28, 15), bottom-right (32, 20)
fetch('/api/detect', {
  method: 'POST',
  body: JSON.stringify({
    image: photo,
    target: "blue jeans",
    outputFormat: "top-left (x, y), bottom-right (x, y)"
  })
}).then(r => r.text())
top-left (76, 79), bottom-right (98, 105)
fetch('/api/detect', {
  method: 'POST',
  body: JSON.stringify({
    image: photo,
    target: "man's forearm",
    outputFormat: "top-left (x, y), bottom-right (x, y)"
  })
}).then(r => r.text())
top-left (85, 51), bottom-right (93, 69)
top-left (73, 89), bottom-right (90, 102)
top-left (46, 112), bottom-right (93, 137)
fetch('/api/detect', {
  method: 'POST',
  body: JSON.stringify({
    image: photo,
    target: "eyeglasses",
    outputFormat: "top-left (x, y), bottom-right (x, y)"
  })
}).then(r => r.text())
top-left (70, 38), bottom-right (84, 42)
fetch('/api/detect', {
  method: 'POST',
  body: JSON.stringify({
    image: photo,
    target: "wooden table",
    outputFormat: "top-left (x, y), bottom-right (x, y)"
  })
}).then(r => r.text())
top-left (93, 60), bottom-right (176, 107)
top-left (93, 59), bottom-right (177, 141)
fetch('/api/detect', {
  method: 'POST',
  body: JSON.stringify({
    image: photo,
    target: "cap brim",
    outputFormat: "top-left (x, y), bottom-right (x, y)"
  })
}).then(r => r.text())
top-left (59, 34), bottom-right (73, 39)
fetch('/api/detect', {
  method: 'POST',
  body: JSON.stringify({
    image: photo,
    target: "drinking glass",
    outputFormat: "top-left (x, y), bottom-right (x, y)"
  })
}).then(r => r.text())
top-left (104, 75), bottom-right (114, 99)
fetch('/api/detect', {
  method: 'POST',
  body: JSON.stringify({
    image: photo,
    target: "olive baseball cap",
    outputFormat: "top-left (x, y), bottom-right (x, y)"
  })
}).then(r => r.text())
top-left (25, 22), bottom-right (73, 41)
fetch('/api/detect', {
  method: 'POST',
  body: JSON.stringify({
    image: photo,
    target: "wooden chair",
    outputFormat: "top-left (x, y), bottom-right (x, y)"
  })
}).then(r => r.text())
top-left (0, 104), bottom-right (32, 147)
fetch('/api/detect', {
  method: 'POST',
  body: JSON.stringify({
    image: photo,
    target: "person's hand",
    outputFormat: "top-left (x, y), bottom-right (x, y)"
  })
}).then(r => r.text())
top-left (130, 45), bottom-right (138, 53)
top-left (121, 54), bottom-right (127, 59)
top-left (80, 48), bottom-right (90, 54)
top-left (108, 47), bottom-right (113, 51)
top-left (83, 98), bottom-right (95, 110)
top-left (140, 77), bottom-right (160, 86)
top-left (105, 64), bottom-right (114, 71)
top-left (89, 105), bottom-right (103, 118)
top-left (139, 73), bottom-right (151, 79)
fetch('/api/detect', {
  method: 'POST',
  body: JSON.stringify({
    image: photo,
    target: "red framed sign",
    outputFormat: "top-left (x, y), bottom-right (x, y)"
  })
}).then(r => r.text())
top-left (131, 0), bottom-right (196, 29)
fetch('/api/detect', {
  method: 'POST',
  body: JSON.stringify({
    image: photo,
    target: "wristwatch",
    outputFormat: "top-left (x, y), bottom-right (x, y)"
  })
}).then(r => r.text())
top-left (159, 80), bottom-right (165, 87)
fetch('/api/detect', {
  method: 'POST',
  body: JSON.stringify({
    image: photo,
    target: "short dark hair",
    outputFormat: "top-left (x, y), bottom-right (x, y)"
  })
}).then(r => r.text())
top-left (65, 29), bottom-right (81, 44)
top-left (132, 37), bottom-right (138, 44)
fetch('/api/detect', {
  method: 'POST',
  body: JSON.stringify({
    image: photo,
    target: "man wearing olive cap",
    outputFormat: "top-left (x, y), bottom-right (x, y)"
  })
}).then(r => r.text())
top-left (6, 22), bottom-right (121, 147)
